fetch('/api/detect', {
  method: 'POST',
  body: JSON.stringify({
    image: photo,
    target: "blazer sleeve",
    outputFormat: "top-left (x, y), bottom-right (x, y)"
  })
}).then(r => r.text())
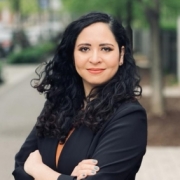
top-left (58, 102), bottom-right (147, 180)
top-left (12, 126), bottom-right (38, 180)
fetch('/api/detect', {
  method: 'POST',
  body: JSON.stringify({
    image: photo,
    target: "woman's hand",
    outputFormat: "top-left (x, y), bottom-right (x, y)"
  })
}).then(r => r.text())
top-left (71, 159), bottom-right (100, 180)
top-left (24, 150), bottom-right (60, 180)
top-left (24, 150), bottom-right (43, 177)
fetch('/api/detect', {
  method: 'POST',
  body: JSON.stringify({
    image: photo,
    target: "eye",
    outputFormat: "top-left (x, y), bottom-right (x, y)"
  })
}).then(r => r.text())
top-left (102, 47), bottom-right (113, 52)
top-left (79, 47), bottom-right (89, 52)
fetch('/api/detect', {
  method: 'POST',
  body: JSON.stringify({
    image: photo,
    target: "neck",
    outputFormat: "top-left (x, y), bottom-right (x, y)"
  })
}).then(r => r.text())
top-left (83, 83), bottom-right (94, 97)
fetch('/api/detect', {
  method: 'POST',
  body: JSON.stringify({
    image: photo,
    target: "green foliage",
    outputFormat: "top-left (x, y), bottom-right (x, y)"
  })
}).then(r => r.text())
top-left (161, 0), bottom-right (180, 30)
top-left (20, 0), bottom-right (39, 16)
top-left (7, 42), bottom-right (55, 64)
top-left (132, 2), bottom-right (148, 28)
top-left (0, 0), bottom-right (10, 11)
top-left (61, 0), bottom-right (127, 21)
top-left (0, 0), bottom-right (39, 16)
top-left (62, 0), bottom-right (180, 29)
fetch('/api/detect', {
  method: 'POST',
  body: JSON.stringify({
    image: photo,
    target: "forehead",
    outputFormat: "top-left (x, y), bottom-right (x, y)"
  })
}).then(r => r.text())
top-left (75, 22), bottom-right (117, 44)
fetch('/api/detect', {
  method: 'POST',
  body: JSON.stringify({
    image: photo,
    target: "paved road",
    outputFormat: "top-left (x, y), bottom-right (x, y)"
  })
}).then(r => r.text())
top-left (0, 65), bottom-right (180, 180)
top-left (0, 69), bottom-right (45, 180)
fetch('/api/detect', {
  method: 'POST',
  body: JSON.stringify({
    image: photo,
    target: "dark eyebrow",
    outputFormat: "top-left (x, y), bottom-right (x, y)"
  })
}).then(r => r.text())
top-left (77, 43), bottom-right (114, 47)
top-left (99, 43), bottom-right (114, 47)
top-left (77, 43), bottom-right (91, 47)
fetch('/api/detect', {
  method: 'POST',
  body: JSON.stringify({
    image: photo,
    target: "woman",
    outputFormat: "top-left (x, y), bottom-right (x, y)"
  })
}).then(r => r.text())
top-left (12, 12), bottom-right (147, 180)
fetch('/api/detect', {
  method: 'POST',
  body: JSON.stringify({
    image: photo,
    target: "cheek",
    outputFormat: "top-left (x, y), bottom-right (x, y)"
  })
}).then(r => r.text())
top-left (74, 52), bottom-right (88, 70)
top-left (107, 57), bottom-right (120, 68)
top-left (105, 51), bottom-right (120, 66)
top-left (74, 55), bottom-right (85, 76)
top-left (74, 58), bottom-right (83, 70)
top-left (74, 53), bottom-right (80, 68)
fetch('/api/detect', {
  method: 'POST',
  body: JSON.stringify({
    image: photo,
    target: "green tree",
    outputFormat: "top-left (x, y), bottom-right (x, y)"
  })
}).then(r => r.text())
top-left (136, 0), bottom-right (180, 115)
top-left (161, 0), bottom-right (180, 29)
top-left (136, 0), bottom-right (163, 115)
top-left (62, 0), bottom-right (133, 23)
top-left (0, 0), bottom-right (39, 16)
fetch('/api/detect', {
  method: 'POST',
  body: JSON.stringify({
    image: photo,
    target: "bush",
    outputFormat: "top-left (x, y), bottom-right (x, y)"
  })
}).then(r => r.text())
top-left (7, 42), bottom-right (56, 64)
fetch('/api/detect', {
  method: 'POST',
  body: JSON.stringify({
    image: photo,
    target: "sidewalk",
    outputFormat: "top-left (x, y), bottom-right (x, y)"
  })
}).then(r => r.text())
top-left (0, 64), bottom-right (180, 180)
top-left (0, 64), bottom-right (38, 95)
top-left (142, 85), bottom-right (180, 97)
top-left (136, 147), bottom-right (180, 180)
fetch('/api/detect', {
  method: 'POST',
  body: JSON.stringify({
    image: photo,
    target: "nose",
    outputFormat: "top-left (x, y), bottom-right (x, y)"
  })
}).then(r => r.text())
top-left (89, 50), bottom-right (101, 64)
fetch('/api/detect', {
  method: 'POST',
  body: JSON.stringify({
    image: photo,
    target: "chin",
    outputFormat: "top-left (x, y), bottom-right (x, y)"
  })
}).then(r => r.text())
top-left (89, 81), bottom-right (107, 87)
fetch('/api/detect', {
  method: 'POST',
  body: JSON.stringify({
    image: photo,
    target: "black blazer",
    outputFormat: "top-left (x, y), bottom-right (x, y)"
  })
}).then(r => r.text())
top-left (12, 101), bottom-right (147, 180)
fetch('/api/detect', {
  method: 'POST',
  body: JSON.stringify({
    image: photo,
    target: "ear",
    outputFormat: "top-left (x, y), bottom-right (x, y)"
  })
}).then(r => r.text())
top-left (119, 46), bottom-right (125, 66)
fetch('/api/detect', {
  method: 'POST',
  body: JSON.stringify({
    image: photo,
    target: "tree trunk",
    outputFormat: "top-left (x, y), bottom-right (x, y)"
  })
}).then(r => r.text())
top-left (126, 0), bottom-right (133, 50)
top-left (145, 1), bottom-right (164, 115)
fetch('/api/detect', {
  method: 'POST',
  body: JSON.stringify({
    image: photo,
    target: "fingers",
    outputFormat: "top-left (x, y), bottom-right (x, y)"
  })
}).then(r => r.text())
top-left (71, 159), bottom-right (100, 178)
top-left (76, 169), bottom-right (98, 180)
top-left (77, 159), bottom-right (99, 174)
top-left (72, 164), bottom-right (99, 175)
top-left (77, 159), bottom-right (98, 170)
top-left (80, 159), bottom-right (98, 165)
top-left (77, 165), bottom-right (99, 173)
top-left (77, 173), bottom-right (86, 180)
top-left (78, 164), bottom-right (99, 171)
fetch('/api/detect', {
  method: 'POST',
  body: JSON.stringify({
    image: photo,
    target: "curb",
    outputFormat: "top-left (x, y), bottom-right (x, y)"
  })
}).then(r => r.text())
top-left (142, 85), bottom-right (180, 97)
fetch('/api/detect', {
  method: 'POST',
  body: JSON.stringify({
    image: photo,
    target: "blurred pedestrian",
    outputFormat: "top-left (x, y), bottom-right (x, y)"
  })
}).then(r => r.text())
top-left (12, 12), bottom-right (147, 180)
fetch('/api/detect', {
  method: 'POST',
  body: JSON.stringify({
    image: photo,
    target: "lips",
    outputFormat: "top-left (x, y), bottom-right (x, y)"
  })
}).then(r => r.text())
top-left (87, 68), bottom-right (105, 74)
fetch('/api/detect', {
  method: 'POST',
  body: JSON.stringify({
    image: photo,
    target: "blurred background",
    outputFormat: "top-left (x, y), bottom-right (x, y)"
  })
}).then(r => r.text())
top-left (0, 0), bottom-right (180, 179)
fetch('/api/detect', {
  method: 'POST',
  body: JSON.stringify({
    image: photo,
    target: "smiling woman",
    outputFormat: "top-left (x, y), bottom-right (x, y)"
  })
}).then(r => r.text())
top-left (74, 22), bottom-right (125, 95)
top-left (12, 12), bottom-right (147, 180)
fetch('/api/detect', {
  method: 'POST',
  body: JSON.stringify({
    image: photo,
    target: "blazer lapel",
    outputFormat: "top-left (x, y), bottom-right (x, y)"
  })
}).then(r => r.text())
top-left (38, 137), bottom-right (59, 171)
top-left (58, 125), bottom-right (94, 174)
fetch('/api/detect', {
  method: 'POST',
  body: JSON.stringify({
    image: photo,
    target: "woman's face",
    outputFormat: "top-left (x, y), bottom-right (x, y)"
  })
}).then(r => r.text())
top-left (74, 22), bottom-right (124, 95)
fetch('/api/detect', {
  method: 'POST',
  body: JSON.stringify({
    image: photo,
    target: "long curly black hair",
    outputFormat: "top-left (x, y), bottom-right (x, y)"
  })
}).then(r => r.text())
top-left (32, 12), bottom-right (142, 143)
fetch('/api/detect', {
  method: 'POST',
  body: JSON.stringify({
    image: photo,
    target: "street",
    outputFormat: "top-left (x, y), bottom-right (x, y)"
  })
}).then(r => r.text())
top-left (0, 70), bottom-right (45, 180)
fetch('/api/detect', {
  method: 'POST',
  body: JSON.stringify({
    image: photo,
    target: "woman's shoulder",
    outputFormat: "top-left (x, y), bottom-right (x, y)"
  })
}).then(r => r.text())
top-left (108, 99), bottom-right (147, 125)
top-left (97, 99), bottom-right (147, 144)
top-left (115, 99), bottom-right (146, 115)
